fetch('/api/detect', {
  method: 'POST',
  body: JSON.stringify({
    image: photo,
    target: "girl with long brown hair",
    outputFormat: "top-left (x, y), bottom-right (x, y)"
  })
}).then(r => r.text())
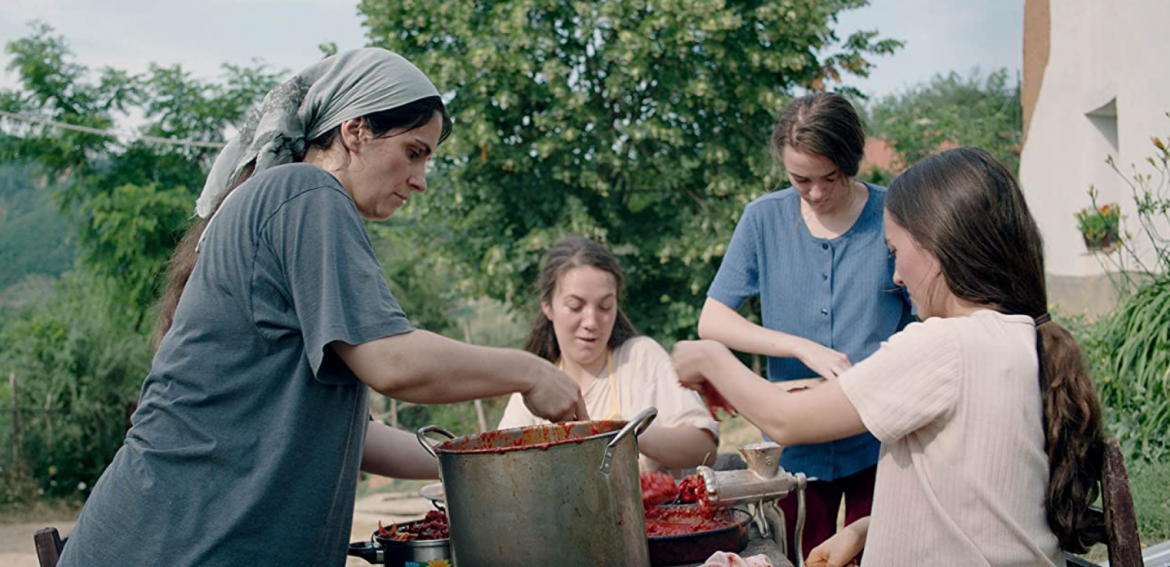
top-left (674, 147), bottom-right (1105, 566)
top-left (498, 237), bottom-right (719, 471)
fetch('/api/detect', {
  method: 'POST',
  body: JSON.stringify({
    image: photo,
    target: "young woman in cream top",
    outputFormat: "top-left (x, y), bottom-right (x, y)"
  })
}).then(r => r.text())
top-left (499, 237), bottom-right (719, 472)
top-left (673, 147), bottom-right (1106, 566)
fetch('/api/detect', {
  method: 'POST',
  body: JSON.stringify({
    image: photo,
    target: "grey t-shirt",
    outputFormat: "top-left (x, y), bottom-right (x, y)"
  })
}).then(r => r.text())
top-left (60, 163), bottom-right (412, 567)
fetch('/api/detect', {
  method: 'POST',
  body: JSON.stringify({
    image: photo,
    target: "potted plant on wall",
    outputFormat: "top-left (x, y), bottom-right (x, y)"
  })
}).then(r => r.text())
top-left (1074, 190), bottom-right (1120, 252)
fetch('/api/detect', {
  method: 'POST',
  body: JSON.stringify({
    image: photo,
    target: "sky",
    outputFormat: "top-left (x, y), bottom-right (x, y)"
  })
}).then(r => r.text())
top-left (0, 0), bottom-right (1024, 102)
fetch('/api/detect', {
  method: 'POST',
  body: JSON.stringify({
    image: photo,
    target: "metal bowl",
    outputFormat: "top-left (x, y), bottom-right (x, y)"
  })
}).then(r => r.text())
top-left (646, 506), bottom-right (752, 566)
top-left (348, 519), bottom-right (452, 566)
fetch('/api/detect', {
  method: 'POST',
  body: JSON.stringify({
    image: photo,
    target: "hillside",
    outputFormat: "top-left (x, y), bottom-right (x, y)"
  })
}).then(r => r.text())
top-left (0, 165), bottom-right (74, 299)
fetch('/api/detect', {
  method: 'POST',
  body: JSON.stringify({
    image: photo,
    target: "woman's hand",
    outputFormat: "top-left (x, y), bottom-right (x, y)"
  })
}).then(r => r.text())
top-left (806, 517), bottom-right (868, 567)
top-left (521, 357), bottom-right (590, 422)
top-left (794, 339), bottom-right (852, 380)
top-left (670, 340), bottom-right (734, 390)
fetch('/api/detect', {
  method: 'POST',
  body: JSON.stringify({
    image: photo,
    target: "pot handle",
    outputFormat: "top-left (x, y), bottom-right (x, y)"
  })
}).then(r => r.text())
top-left (417, 425), bottom-right (457, 460)
top-left (348, 540), bottom-right (384, 564)
top-left (600, 407), bottom-right (657, 474)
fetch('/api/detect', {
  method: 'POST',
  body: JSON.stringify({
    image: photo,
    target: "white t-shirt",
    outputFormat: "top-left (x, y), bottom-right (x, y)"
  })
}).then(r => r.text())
top-left (498, 336), bottom-right (720, 471)
top-left (838, 310), bottom-right (1064, 567)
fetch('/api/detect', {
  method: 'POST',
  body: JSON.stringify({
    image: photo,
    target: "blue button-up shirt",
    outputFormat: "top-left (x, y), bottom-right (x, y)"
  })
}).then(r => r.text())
top-left (707, 184), bottom-right (913, 481)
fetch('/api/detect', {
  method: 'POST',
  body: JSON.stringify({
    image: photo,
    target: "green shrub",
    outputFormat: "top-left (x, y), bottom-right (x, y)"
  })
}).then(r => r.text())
top-left (1063, 276), bottom-right (1170, 464)
top-left (1093, 276), bottom-right (1170, 462)
top-left (0, 273), bottom-right (151, 501)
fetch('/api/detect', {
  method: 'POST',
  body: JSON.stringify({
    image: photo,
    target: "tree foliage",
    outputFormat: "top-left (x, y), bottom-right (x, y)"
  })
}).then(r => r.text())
top-left (359, 0), bottom-right (900, 340)
top-left (0, 273), bottom-right (152, 500)
top-left (0, 166), bottom-right (74, 290)
top-left (0, 22), bottom-right (283, 324)
top-left (866, 68), bottom-right (1023, 173)
top-left (0, 24), bottom-right (282, 497)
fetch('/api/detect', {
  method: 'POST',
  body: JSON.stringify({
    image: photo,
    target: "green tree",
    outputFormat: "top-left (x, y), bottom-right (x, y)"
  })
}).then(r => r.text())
top-left (359, 0), bottom-right (900, 341)
top-left (0, 22), bottom-right (283, 326)
top-left (0, 24), bottom-right (282, 497)
top-left (0, 273), bottom-right (152, 500)
top-left (866, 68), bottom-right (1023, 173)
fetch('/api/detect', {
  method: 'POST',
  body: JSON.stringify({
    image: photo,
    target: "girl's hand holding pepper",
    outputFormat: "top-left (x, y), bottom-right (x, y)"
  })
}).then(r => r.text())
top-left (670, 339), bottom-right (734, 390)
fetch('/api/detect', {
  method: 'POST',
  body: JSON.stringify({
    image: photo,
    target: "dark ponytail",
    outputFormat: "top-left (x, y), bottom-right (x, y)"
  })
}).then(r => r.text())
top-left (1036, 321), bottom-right (1106, 551)
top-left (152, 161), bottom-right (253, 349)
top-left (886, 147), bottom-right (1106, 553)
top-left (152, 216), bottom-right (208, 349)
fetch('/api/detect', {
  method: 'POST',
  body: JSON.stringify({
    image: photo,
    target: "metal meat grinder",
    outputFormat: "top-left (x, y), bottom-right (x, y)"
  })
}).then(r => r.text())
top-left (695, 442), bottom-right (808, 566)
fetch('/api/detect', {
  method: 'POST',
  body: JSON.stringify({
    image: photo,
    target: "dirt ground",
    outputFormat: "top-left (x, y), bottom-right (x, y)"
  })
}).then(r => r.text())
top-left (0, 489), bottom-right (434, 567)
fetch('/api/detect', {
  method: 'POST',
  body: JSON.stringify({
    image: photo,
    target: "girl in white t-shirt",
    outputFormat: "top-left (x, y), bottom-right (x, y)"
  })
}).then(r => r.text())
top-left (673, 147), bottom-right (1106, 566)
top-left (498, 237), bottom-right (719, 471)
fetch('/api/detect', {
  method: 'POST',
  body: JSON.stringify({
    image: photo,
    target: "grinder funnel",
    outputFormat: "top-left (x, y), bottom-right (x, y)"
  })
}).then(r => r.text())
top-left (738, 441), bottom-right (784, 479)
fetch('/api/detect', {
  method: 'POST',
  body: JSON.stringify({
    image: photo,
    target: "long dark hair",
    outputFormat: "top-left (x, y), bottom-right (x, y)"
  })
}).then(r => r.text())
top-left (886, 146), bottom-right (1106, 553)
top-left (152, 96), bottom-right (452, 348)
top-left (524, 237), bottom-right (638, 363)
top-left (771, 92), bottom-right (866, 177)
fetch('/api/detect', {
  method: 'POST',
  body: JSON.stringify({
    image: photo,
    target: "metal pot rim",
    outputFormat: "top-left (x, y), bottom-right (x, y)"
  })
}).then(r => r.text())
top-left (371, 532), bottom-right (450, 549)
top-left (433, 419), bottom-right (627, 455)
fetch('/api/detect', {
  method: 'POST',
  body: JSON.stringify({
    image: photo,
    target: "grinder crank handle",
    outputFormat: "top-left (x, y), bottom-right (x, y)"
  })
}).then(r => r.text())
top-left (794, 473), bottom-right (808, 567)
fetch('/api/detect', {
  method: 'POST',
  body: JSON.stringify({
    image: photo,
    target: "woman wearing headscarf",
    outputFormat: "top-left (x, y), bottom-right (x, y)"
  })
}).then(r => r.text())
top-left (58, 48), bottom-right (588, 567)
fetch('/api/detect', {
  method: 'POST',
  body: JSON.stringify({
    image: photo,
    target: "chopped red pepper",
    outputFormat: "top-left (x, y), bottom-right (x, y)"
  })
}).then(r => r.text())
top-left (640, 471), bottom-right (680, 507)
top-left (699, 382), bottom-right (736, 420)
top-left (377, 510), bottom-right (449, 541)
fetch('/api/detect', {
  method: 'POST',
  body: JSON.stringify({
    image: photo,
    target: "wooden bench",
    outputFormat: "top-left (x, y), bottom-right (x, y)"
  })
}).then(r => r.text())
top-left (33, 527), bottom-right (65, 567)
top-left (1066, 436), bottom-right (1143, 567)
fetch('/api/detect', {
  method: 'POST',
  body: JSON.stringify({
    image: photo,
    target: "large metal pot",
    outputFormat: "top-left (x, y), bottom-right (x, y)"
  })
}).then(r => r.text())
top-left (417, 407), bottom-right (657, 567)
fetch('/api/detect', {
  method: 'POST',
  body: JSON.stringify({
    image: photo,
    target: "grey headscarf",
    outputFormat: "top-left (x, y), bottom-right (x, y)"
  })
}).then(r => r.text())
top-left (195, 47), bottom-right (441, 219)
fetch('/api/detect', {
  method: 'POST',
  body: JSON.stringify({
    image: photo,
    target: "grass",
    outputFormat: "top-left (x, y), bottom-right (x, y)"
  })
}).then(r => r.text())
top-left (1130, 457), bottom-right (1170, 547)
top-left (0, 497), bottom-right (80, 525)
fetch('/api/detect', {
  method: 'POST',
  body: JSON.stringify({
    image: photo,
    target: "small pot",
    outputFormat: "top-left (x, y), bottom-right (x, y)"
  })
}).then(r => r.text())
top-left (348, 522), bottom-right (452, 566)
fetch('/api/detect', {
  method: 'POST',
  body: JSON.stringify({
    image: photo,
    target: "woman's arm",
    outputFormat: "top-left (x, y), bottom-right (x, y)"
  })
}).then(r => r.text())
top-left (671, 339), bottom-right (866, 445)
top-left (697, 297), bottom-right (852, 380)
top-left (637, 425), bottom-right (718, 469)
top-left (807, 517), bottom-right (869, 567)
top-left (334, 330), bottom-right (589, 423)
top-left (360, 420), bottom-right (440, 479)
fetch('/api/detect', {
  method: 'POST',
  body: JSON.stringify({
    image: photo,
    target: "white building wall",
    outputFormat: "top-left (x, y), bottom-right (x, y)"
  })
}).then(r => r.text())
top-left (1019, 0), bottom-right (1170, 276)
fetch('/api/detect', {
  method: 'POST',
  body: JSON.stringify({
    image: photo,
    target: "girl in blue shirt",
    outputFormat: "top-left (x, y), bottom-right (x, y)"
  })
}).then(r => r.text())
top-left (700, 92), bottom-right (913, 561)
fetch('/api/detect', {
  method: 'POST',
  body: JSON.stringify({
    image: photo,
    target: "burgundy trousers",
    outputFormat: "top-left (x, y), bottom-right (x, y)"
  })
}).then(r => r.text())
top-left (776, 465), bottom-right (876, 562)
